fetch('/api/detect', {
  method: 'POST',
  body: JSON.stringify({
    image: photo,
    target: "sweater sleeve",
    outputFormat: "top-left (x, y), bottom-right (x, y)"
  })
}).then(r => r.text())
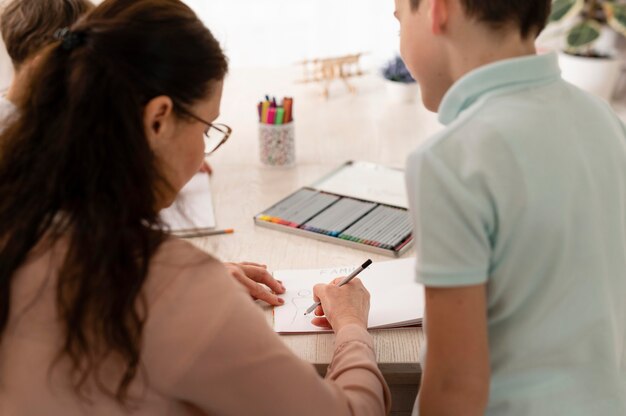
top-left (326, 324), bottom-right (392, 415)
top-left (143, 253), bottom-right (391, 416)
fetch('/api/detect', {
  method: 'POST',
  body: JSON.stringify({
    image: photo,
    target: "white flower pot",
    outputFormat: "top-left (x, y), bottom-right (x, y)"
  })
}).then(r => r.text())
top-left (384, 79), bottom-right (419, 103)
top-left (558, 52), bottom-right (622, 102)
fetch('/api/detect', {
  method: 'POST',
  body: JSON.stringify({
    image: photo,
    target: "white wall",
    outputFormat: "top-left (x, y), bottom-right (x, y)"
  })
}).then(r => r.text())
top-left (185, 0), bottom-right (400, 69)
top-left (0, 0), bottom-right (401, 89)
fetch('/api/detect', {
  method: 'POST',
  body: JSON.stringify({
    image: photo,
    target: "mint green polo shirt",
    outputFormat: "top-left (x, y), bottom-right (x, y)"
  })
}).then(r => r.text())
top-left (406, 53), bottom-right (626, 415)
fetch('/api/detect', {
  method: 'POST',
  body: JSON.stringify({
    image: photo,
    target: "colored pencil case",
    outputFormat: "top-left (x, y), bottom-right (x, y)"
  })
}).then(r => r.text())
top-left (253, 161), bottom-right (413, 257)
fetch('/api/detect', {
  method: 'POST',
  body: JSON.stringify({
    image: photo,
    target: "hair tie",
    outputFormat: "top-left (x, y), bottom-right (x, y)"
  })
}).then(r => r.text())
top-left (54, 27), bottom-right (86, 51)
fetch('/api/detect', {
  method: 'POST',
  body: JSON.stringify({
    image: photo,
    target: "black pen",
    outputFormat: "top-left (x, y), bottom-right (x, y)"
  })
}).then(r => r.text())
top-left (303, 259), bottom-right (372, 315)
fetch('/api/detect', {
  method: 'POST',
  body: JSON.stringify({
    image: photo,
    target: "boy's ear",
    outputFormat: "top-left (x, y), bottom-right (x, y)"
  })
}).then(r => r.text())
top-left (429, 0), bottom-right (449, 35)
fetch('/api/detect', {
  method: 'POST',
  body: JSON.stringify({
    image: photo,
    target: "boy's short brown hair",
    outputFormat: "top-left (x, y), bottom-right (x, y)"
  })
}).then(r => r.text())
top-left (1, 0), bottom-right (94, 68)
top-left (409, 0), bottom-right (551, 39)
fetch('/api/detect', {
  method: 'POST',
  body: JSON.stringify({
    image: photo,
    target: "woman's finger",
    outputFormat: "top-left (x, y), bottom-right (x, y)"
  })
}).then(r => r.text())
top-left (199, 160), bottom-right (212, 174)
top-left (229, 266), bottom-right (284, 306)
top-left (239, 261), bottom-right (267, 268)
top-left (312, 283), bottom-right (325, 304)
top-left (249, 282), bottom-right (285, 306)
top-left (311, 317), bottom-right (331, 328)
top-left (240, 264), bottom-right (285, 294)
top-left (331, 277), bottom-right (343, 285)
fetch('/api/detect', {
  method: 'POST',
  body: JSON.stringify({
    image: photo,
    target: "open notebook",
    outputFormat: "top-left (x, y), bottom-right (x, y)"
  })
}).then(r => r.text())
top-left (272, 257), bottom-right (424, 333)
top-left (160, 173), bottom-right (216, 237)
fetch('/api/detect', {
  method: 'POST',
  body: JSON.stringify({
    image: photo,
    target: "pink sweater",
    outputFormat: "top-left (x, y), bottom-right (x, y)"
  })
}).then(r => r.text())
top-left (0, 238), bottom-right (391, 415)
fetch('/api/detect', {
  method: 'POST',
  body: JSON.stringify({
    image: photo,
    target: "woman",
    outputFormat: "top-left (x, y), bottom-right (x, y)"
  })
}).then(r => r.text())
top-left (0, 0), bottom-right (390, 414)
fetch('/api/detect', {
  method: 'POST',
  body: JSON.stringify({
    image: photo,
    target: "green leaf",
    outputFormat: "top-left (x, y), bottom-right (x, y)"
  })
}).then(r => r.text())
top-left (567, 21), bottom-right (601, 48)
top-left (604, 3), bottom-right (626, 37)
top-left (549, 0), bottom-right (584, 22)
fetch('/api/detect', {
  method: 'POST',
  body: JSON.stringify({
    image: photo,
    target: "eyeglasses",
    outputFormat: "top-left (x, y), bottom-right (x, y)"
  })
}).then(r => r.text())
top-left (178, 108), bottom-right (232, 156)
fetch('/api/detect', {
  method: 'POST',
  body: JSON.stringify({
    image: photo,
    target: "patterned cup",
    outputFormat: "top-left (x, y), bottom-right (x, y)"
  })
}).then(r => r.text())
top-left (258, 122), bottom-right (296, 167)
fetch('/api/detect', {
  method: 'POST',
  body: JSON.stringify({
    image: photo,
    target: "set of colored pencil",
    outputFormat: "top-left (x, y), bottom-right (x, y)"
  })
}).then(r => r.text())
top-left (258, 189), bottom-right (339, 227)
top-left (301, 198), bottom-right (376, 237)
top-left (258, 95), bottom-right (294, 125)
top-left (339, 205), bottom-right (412, 250)
top-left (256, 188), bottom-right (414, 253)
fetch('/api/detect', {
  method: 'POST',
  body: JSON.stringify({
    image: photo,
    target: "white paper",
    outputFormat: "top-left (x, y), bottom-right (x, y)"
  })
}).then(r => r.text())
top-left (273, 258), bottom-right (424, 333)
top-left (314, 161), bottom-right (408, 208)
top-left (160, 173), bottom-right (216, 234)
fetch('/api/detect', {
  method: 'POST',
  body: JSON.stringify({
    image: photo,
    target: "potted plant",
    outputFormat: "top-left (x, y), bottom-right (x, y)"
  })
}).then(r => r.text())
top-left (382, 55), bottom-right (419, 103)
top-left (549, 0), bottom-right (626, 100)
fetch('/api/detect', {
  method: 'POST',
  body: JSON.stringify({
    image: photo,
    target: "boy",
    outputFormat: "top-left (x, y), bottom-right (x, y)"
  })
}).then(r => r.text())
top-left (0, 0), bottom-right (93, 115)
top-left (395, 0), bottom-right (626, 414)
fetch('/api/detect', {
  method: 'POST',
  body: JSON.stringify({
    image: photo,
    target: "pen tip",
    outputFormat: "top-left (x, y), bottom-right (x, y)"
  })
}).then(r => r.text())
top-left (225, 229), bottom-right (234, 234)
top-left (363, 259), bottom-right (373, 268)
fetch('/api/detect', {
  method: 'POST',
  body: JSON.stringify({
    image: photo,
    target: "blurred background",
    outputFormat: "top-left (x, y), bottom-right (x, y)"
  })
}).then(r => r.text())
top-left (0, 0), bottom-right (402, 90)
top-left (2, 0), bottom-right (626, 105)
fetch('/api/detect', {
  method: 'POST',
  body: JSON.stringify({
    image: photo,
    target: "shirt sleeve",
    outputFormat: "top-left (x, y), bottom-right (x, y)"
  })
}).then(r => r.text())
top-left (405, 146), bottom-right (495, 287)
top-left (146, 257), bottom-right (391, 416)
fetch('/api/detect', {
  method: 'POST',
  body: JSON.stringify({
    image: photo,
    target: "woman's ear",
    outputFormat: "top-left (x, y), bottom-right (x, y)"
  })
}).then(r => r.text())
top-left (144, 95), bottom-right (176, 152)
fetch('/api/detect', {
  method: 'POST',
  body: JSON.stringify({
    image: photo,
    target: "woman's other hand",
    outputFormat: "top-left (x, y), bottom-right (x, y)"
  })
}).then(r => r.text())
top-left (224, 262), bottom-right (286, 306)
top-left (199, 160), bottom-right (212, 174)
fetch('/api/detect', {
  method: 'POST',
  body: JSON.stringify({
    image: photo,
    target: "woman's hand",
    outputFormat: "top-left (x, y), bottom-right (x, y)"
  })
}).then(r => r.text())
top-left (311, 277), bottom-right (370, 332)
top-left (224, 262), bottom-right (286, 306)
top-left (199, 160), bottom-right (213, 174)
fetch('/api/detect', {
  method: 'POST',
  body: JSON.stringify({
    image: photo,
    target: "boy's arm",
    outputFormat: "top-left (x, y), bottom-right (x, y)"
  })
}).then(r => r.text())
top-left (405, 138), bottom-right (512, 414)
top-left (418, 284), bottom-right (490, 416)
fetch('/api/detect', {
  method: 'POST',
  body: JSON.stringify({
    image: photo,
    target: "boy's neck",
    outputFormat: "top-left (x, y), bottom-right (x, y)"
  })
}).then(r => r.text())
top-left (446, 26), bottom-right (537, 83)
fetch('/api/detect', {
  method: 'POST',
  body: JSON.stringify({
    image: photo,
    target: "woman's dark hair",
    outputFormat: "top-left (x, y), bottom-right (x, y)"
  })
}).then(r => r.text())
top-left (0, 0), bottom-right (227, 403)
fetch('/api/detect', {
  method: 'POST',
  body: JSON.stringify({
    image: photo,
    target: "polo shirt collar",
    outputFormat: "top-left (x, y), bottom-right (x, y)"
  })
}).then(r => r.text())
top-left (438, 52), bottom-right (561, 125)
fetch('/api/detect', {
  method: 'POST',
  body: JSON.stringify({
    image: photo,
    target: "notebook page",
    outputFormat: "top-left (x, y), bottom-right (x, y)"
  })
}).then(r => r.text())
top-left (314, 161), bottom-right (408, 208)
top-left (160, 173), bottom-right (216, 234)
top-left (273, 258), bottom-right (424, 333)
